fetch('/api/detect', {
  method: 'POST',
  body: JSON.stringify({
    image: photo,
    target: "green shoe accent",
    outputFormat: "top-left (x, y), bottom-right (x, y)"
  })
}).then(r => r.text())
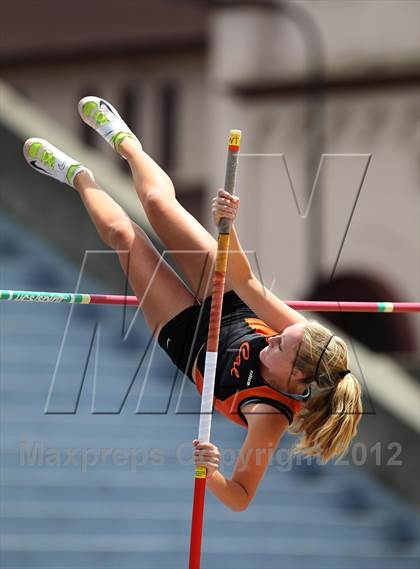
top-left (93, 110), bottom-right (109, 126)
top-left (40, 149), bottom-right (55, 168)
top-left (82, 101), bottom-right (98, 117)
top-left (111, 131), bottom-right (137, 151)
top-left (66, 164), bottom-right (81, 185)
top-left (81, 101), bottom-right (109, 126)
top-left (28, 142), bottom-right (42, 159)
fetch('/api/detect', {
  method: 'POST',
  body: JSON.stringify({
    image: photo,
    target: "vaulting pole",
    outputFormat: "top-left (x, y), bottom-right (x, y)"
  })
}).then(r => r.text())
top-left (1, 290), bottom-right (419, 313)
top-left (188, 129), bottom-right (242, 569)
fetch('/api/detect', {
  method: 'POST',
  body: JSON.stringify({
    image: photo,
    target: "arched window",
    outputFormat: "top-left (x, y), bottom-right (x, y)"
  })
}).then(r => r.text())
top-left (306, 272), bottom-right (416, 354)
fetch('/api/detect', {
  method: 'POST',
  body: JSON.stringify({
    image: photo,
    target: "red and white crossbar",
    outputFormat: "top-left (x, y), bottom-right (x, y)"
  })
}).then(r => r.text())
top-left (1, 290), bottom-right (419, 313)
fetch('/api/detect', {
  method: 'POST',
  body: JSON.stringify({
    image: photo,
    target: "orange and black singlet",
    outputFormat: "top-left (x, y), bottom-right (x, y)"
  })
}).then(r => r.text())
top-left (192, 316), bottom-right (303, 428)
top-left (157, 290), bottom-right (302, 429)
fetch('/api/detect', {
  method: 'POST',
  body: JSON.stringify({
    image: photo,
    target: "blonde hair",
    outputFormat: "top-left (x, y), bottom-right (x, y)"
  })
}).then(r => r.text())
top-left (288, 320), bottom-right (363, 463)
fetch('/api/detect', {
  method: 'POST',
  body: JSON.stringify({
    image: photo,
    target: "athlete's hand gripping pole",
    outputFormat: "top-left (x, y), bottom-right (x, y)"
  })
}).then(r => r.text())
top-left (188, 130), bottom-right (241, 569)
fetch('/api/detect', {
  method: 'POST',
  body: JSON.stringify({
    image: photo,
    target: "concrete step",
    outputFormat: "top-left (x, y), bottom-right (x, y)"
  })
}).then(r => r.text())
top-left (0, 517), bottom-right (398, 543)
top-left (1, 550), bottom-right (419, 569)
top-left (0, 499), bottom-right (393, 526)
top-left (0, 533), bottom-right (418, 559)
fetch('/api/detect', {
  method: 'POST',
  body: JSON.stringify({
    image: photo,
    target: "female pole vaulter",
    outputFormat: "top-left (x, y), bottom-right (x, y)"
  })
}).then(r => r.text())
top-left (23, 97), bottom-right (362, 512)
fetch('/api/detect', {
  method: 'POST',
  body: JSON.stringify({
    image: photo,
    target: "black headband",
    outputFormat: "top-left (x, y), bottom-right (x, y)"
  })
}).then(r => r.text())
top-left (313, 334), bottom-right (335, 382)
top-left (313, 335), bottom-right (351, 383)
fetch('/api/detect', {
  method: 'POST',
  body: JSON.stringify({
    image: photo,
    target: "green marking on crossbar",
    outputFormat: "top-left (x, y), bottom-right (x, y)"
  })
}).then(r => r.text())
top-left (378, 302), bottom-right (394, 313)
top-left (0, 290), bottom-right (89, 304)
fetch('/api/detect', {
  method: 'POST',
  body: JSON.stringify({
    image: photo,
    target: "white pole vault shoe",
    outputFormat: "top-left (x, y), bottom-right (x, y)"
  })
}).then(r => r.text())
top-left (78, 96), bottom-right (141, 156)
top-left (23, 138), bottom-right (93, 189)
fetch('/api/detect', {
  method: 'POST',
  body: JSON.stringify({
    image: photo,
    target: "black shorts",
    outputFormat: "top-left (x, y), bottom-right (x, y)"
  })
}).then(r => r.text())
top-left (157, 290), bottom-right (256, 381)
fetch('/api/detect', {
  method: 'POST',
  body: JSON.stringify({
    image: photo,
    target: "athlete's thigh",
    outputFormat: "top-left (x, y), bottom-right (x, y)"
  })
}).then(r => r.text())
top-left (121, 223), bottom-right (198, 333)
top-left (146, 196), bottom-right (233, 301)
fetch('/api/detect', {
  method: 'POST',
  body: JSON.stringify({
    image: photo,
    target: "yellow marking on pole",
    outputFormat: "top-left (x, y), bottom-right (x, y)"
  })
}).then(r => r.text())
top-left (215, 235), bottom-right (230, 272)
top-left (195, 466), bottom-right (207, 479)
top-left (228, 129), bottom-right (242, 149)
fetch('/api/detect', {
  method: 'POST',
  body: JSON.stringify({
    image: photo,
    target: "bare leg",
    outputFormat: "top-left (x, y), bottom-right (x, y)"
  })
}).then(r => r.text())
top-left (119, 139), bottom-right (231, 301)
top-left (73, 171), bottom-right (197, 333)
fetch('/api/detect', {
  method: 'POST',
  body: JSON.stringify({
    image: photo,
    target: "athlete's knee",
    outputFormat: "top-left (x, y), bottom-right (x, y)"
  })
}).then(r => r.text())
top-left (144, 185), bottom-right (176, 214)
top-left (108, 220), bottom-right (135, 251)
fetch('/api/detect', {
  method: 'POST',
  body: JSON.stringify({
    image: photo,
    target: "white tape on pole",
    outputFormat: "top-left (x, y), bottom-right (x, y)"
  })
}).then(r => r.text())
top-left (198, 351), bottom-right (218, 443)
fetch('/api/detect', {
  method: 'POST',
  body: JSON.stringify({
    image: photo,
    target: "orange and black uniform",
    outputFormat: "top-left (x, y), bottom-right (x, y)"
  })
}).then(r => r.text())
top-left (158, 291), bottom-right (302, 428)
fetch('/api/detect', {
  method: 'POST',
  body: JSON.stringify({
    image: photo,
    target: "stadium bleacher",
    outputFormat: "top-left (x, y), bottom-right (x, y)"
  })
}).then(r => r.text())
top-left (1, 213), bottom-right (419, 569)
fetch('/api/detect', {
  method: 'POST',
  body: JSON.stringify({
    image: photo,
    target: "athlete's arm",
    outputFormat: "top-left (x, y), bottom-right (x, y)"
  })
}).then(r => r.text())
top-left (213, 190), bottom-right (306, 331)
top-left (212, 190), bottom-right (253, 283)
top-left (205, 471), bottom-right (251, 512)
top-left (234, 272), bottom-right (307, 331)
top-left (206, 403), bottom-right (288, 511)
